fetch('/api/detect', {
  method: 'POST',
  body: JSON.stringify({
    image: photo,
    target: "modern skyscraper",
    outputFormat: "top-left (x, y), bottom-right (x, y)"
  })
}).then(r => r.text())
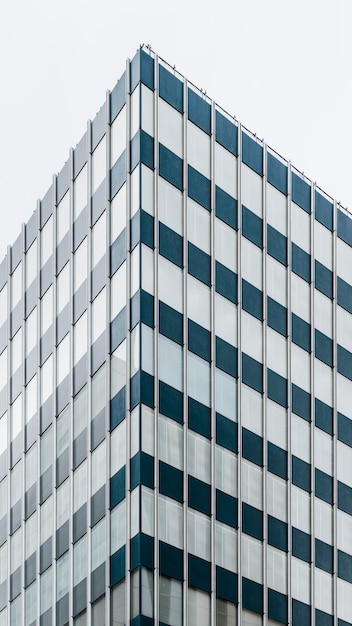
top-left (1, 44), bottom-right (352, 626)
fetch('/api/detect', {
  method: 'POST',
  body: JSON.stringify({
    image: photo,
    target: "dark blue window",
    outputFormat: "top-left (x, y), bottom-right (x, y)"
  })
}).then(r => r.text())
top-left (216, 567), bottom-right (238, 604)
top-left (315, 539), bottom-right (333, 574)
top-left (188, 398), bottom-right (210, 439)
top-left (292, 456), bottom-right (311, 493)
top-left (242, 280), bottom-right (263, 321)
top-left (315, 469), bottom-right (333, 504)
top-left (130, 49), bottom-right (154, 92)
top-left (110, 151), bottom-right (126, 200)
top-left (159, 381), bottom-right (183, 424)
top-left (315, 329), bottom-right (333, 367)
top-left (338, 550), bottom-right (352, 583)
top-left (292, 173), bottom-right (311, 213)
top-left (242, 133), bottom-right (263, 176)
top-left (130, 130), bottom-right (154, 172)
top-left (215, 262), bottom-right (238, 304)
top-left (216, 337), bottom-right (238, 378)
top-left (110, 229), bottom-right (126, 276)
top-left (188, 88), bottom-right (211, 135)
top-left (159, 301), bottom-right (183, 345)
top-left (242, 428), bottom-right (263, 467)
top-left (215, 186), bottom-right (237, 229)
top-left (159, 223), bottom-right (183, 268)
top-left (216, 413), bottom-right (238, 453)
top-left (337, 277), bottom-right (352, 314)
top-left (315, 191), bottom-right (333, 231)
top-left (315, 398), bottom-right (333, 435)
top-left (338, 209), bottom-right (352, 247)
top-left (159, 144), bottom-right (183, 191)
top-left (338, 481), bottom-right (352, 515)
top-left (268, 369), bottom-right (288, 408)
top-left (292, 243), bottom-right (311, 283)
top-left (188, 554), bottom-right (211, 593)
top-left (242, 205), bottom-right (263, 248)
top-left (267, 153), bottom-right (287, 195)
top-left (242, 503), bottom-right (263, 540)
top-left (242, 578), bottom-right (263, 614)
top-left (110, 308), bottom-right (126, 352)
top-left (130, 451), bottom-right (154, 489)
top-left (316, 468), bottom-right (333, 505)
top-left (267, 225), bottom-right (287, 265)
top-left (216, 490), bottom-right (238, 528)
top-left (188, 319), bottom-right (211, 362)
top-left (188, 476), bottom-right (211, 516)
top-left (337, 344), bottom-right (352, 381)
top-left (160, 542), bottom-right (183, 581)
top-left (267, 442), bottom-right (287, 480)
top-left (159, 462), bottom-right (183, 503)
top-left (292, 384), bottom-right (311, 422)
top-left (267, 297), bottom-right (287, 337)
top-left (242, 355), bottom-right (263, 394)
top-left (188, 243), bottom-right (211, 286)
top-left (131, 290), bottom-right (154, 329)
top-left (268, 515), bottom-right (288, 552)
top-left (159, 65), bottom-right (183, 113)
top-left (316, 610), bottom-right (333, 626)
top-left (292, 313), bottom-right (311, 352)
top-left (292, 599), bottom-right (311, 626)
top-left (315, 260), bottom-right (333, 299)
top-left (131, 210), bottom-right (154, 250)
top-left (268, 589), bottom-right (288, 625)
top-left (188, 165), bottom-right (211, 211)
top-left (292, 527), bottom-right (311, 563)
top-left (338, 412), bottom-right (352, 447)
top-left (216, 111), bottom-right (238, 155)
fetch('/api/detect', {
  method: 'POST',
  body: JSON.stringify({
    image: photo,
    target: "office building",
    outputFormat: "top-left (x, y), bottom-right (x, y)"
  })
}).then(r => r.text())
top-left (1, 45), bottom-right (352, 626)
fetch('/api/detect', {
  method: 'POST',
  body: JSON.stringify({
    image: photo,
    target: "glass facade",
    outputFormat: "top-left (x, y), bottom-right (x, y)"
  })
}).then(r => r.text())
top-left (0, 45), bottom-right (351, 625)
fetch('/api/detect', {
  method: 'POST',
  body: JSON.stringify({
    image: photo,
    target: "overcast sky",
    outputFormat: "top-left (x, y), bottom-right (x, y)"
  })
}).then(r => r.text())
top-left (0, 0), bottom-right (351, 261)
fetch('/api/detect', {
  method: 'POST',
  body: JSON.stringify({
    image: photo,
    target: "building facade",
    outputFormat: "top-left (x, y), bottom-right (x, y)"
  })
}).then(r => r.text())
top-left (1, 46), bottom-right (352, 626)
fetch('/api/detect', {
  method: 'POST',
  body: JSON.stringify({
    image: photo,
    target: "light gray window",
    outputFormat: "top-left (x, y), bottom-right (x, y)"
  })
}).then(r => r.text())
top-left (56, 552), bottom-right (70, 600)
top-left (40, 566), bottom-right (52, 615)
top-left (73, 386), bottom-right (87, 439)
top-left (159, 576), bottom-right (182, 626)
top-left (110, 500), bottom-right (126, 555)
top-left (25, 582), bottom-right (37, 626)
top-left (91, 518), bottom-right (106, 571)
top-left (74, 536), bottom-right (87, 586)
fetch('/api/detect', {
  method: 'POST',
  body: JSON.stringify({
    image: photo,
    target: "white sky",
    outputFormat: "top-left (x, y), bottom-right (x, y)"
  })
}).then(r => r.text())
top-left (0, 0), bottom-right (351, 261)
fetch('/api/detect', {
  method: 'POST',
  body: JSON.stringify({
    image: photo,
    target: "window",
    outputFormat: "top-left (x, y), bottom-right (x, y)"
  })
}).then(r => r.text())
top-left (187, 353), bottom-right (210, 407)
top-left (188, 430), bottom-right (210, 483)
top-left (56, 263), bottom-right (69, 315)
top-left (11, 264), bottom-right (22, 310)
top-left (73, 238), bottom-right (87, 292)
top-left (74, 312), bottom-right (87, 365)
top-left (291, 557), bottom-right (310, 604)
top-left (91, 441), bottom-right (106, 494)
top-left (91, 518), bottom-right (106, 570)
top-left (57, 407), bottom-right (69, 457)
top-left (110, 421), bottom-right (126, 478)
top-left (188, 509), bottom-right (210, 560)
top-left (241, 535), bottom-right (262, 584)
top-left (159, 256), bottom-right (183, 313)
top-left (159, 576), bottom-right (182, 626)
top-left (11, 460), bottom-right (22, 506)
top-left (91, 211), bottom-right (106, 268)
top-left (241, 163), bottom-right (262, 218)
top-left (215, 445), bottom-right (237, 497)
top-left (110, 184), bottom-right (126, 244)
top-left (73, 461), bottom-right (87, 513)
top-left (267, 546), bottom-right (287, 594)
top-left (40, 496), bottom-right (53, 544)
top-left (25, 512), bottom-right (37, 558)
top-left (111, 106), bottom-right (126, 165)
top-left (215, 521), bottom-right (237, 572)
top-left (26, 240), bottom-right (37, 289)
top-left (41, 286), bottom-right (53, 335)
top-left (188, 588), bottom-right (210, 626)
top-left (11, 527), bottom-right (22, 572)
top-left (187, 275), bottom-right (210, 330)
top-left (57, 334), bottom-right (70, 385)
top-left (215, 218), bottom-right (237, 273)
top-left (215, 369), bottom-right (237, 422)
top-left (74, 536), bottom-right (87, 586)
top-left (215, 143), bottom-right (237, 198)
top-left (111, 262), bottom-right (126, 319)
top-left (91, 288), bottom-right (106, 343)
top-left (41, 216), bottom-right (53, 268)
top-left (241, 460), bottom-right (262, 510)
top-left (26, 308), bottom-right (37, 357)
top-left (158, 177), bottom-right (183, 235)
top-left (91, 136), bottom-right (106, 194)
top-left (56, 479), bottom-right (69, 528)
top-left (40, 566), bottom-right (52, 614)
top-left (11, 329), bottom-right (22, 375)
top-left (41, 355), bottom-right (53, 405)
top-left (159, 414), bottom-right (183, 470)
top-left (57, 192), bottom-right (70, 245)
top-left (25, 444), bottom-right (37, 491)
top-left (187, 199), bottom-right (210, 254)
top-left (158, 495), bottom-right (183, 549)
top-left (74, 164), bottom-right (87, 220)
top-left (267, 474), bottom-right (287, 522)
top-left (73, 386), bottom-right (87, 439)
top-left (110, 500), bottom-right (126, 555)
top-left (159, 335), bottom-right (183, 392)
top-left (56, 552), bottom-right (69, 600)
top-left (159, 98), bottom-right (183, 158)
top-left (111, 340), bottom-right (126, 400)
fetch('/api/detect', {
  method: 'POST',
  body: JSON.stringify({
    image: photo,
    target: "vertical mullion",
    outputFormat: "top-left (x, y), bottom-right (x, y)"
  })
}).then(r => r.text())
top-left (236, 124), bottom-right (242, 626)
